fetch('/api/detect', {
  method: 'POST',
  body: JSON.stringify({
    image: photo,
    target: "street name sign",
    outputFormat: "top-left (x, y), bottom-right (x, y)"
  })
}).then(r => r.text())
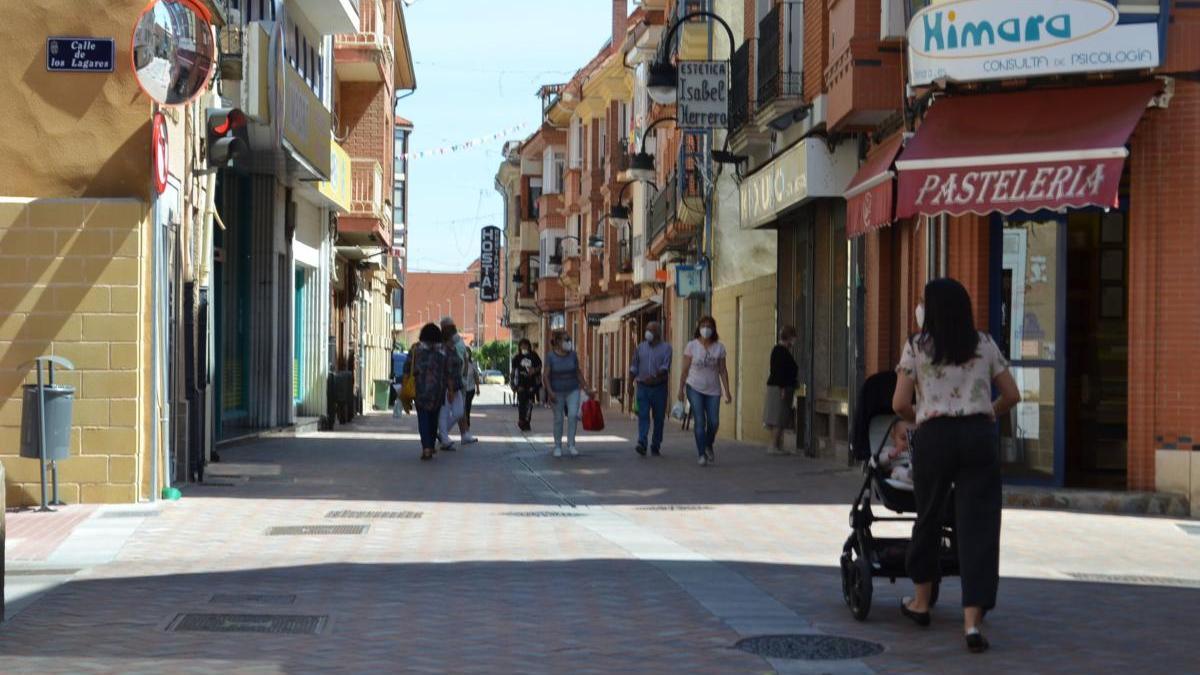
top-left (47, 37), bottom-right (115, 72)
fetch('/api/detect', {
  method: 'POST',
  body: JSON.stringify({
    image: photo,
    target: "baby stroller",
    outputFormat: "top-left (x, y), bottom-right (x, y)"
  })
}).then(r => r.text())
top-left (839, 371), bottom-right (958, 621)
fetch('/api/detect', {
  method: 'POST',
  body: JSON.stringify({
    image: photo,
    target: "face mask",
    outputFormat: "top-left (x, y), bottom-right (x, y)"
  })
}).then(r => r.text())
top-left (562, 341), bottom-right (574, 352)
top-left (645, 331), bottom-right (655, 342)
top-left (915, 303), bottom-right (925, 329)
top-left (699, 327), bottom-right (714, 340)
top-left (521, 349), bottom-right (529, 355)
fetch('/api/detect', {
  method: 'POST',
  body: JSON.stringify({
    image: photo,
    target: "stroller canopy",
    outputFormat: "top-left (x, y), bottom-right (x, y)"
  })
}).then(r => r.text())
top-left (851, 371), bottom-right (897, 462)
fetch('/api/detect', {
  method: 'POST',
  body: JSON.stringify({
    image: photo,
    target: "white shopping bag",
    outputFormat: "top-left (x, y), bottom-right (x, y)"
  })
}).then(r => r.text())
top-left (670, 401), bottom-right (686, 420)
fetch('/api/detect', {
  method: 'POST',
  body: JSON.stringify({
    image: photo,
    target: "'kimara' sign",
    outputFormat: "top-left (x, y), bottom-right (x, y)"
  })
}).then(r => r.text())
top-left (907, 0), bottom-right (1160, 86)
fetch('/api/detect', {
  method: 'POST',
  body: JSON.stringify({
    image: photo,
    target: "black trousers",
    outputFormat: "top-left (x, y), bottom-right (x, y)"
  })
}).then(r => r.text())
top-left (906, 414), bottom-right (1002, 610)
top-left (517, 387), bottom-right (534, 426)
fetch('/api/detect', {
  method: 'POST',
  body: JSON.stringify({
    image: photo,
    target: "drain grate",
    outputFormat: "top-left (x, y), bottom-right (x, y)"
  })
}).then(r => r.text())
top-left (101, 511), bottom-right (160, 518)
top-left (325, 510), bottom-right (423, 520)
top-left (266, 525), bottom-right (369, 536)
top-left (166, 613), bottom-right (326, 634)
top-left (501, 511), bottom-right (585, 518)
top-left (1178, 524), bottom-right (1200, 536)
top-left (636, 505), bottom-right (714, 511)
top-left (1065, 572), bottom-right (1200, 588)
top-left (735, 635), bottom-right (885, 661)
top-left (210, 594), bottom-right (297, 606)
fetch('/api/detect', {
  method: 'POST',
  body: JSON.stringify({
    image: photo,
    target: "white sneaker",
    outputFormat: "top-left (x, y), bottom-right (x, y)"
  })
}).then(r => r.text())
top-left (698, 455), bottom-right (708, 466)
top-left (462, 433), bottom-right (478, 445)
top-left (568, 446), bottom-right (579, 457)
top-left (553, 447), bottom-right (563, 458)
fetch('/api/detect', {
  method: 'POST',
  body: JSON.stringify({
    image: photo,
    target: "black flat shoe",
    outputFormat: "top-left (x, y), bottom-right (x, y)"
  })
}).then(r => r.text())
top-left (900, 599), bottom-right (931, 627)
top-left (965, 631), bottom-right (989, 653)
top-left (635, 444), bottom-right (647, 456)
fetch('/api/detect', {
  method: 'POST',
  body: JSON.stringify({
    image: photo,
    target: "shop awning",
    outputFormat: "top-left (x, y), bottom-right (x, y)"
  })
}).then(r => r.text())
top-left (895, 83), bottom-right (1159, 219)
top-left (598, 296), bottom-right (661, 334)
top-left (845, 134), bottom-right (906, 238)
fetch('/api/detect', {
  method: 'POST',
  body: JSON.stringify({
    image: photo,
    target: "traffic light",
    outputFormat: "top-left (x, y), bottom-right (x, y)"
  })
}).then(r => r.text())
top-left (205, 107), bottom-right (248, 167)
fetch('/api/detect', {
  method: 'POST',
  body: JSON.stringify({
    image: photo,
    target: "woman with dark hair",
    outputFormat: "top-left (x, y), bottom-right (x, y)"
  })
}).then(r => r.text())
top-left (405, 323), bottom-right (459, 461)
top-left (677, 316), bottom-right (732, 466)
top-left (892, 278), bottom-right (1020, 654)
top-left (764, 325), bottom-right (799, 454)
top-left (511, 338), bottom-right (542, 431)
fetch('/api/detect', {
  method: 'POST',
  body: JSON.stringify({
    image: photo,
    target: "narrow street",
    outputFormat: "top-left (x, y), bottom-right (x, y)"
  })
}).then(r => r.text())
top-left (3, 389), bottom-right (1198, 674)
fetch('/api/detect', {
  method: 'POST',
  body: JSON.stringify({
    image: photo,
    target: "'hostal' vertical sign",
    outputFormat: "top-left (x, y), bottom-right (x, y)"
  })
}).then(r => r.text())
top-left (480, 225), bottom-right (501, 303)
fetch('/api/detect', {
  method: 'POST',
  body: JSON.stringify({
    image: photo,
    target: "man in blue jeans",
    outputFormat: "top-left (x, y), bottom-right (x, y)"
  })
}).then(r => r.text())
top-left (628, 321), bottom-right (672, 457)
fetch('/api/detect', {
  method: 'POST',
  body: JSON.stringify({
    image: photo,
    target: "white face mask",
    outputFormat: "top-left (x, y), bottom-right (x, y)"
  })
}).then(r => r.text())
top-left (561, 341), bottom-right (574, 352)
top-left (645, 330), bottom-right (655, 342)
top-left (915, 303), bottom-right (925, 329)
top-left (521, 349), bottom-right (529, 355)
top-left (699, 327), bottom-right (714, 340)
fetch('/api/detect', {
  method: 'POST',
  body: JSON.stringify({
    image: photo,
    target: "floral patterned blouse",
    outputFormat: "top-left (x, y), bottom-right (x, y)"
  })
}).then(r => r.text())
top-left (897, 332), bottom-right (1009, 425)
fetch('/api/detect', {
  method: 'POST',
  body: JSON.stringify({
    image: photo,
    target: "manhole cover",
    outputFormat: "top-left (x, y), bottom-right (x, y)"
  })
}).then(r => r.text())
top-left (101, 511), bottom-right (160, 518)
top-left (1178, 524), bottom-right (1200, 536)
top-left (326, 510), bottom-right (423, 520)
top-left (210, 594), bottom-right (297, 606)
top-left (1065, 572), bottom-right (1200, 588)
top-left (636, 505), bottom-right (714, 511)
top-left (735, 635), bottom-right (884, 661)
top-left (166, 613), bottom-right (326, 634)
top-left (501, 511), bottom-right (585, 518)
top-left (266, 525), bottom-right (369, 536)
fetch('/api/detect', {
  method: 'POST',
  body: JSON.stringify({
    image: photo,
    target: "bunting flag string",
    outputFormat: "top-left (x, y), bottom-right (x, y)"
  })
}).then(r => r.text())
top-left (402, 122), bottom-right (531, 161)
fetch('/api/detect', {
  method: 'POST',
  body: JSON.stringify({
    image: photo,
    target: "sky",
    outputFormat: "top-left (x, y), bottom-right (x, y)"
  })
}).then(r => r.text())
top-left (398, 0), bottom-right (632, 272)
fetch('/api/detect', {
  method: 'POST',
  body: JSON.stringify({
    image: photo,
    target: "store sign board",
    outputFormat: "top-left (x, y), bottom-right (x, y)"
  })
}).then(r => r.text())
top-left (480, 225), bottom-right (501, 303)
top-left (740, 138), bottom-right (855, 229)
top-left (908, 0), bottom-right (1160, 86)
top-left (283, 62), bottom-right (331, 179)
top-left (48, 37), bottom-right (114, 72)
top-left (318, 141), bottom-right (353, 212)
top-left (678, 61), bottom-right (729, 130)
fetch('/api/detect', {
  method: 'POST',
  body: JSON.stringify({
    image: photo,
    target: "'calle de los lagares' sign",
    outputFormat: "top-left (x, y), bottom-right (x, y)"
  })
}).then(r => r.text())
top-left (908, 0), bottom-right (1160, 86)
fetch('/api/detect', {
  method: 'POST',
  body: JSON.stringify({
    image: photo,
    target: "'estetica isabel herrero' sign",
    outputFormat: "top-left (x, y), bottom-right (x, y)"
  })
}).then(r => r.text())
top-left (907, 0), bottom-right (1160, 86)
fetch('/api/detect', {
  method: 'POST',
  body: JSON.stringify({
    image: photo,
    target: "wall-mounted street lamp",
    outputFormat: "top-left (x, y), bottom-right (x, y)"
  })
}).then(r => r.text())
top-left (646, 11), bottom-right (738, 106)
top-left (628, 116), bottom-right (677, 182)
top-left (549, 235), bottom-right (604, 266)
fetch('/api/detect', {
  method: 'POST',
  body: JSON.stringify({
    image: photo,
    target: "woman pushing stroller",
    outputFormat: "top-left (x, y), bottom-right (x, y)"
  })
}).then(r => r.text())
top-left (892, 278), bottom-right (1020, 653)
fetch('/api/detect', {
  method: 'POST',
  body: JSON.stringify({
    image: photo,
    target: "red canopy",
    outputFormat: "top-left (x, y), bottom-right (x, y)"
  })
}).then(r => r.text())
top-left (895, 83), bottom-right (1159, 218)
top-left (846, 134), bottom-right (906, 238)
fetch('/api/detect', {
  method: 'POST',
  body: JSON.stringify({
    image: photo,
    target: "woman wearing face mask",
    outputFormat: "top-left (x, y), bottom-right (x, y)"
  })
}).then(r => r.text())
top-left (893, 280), bottom-right (1020, 654)
top-left (678, 317), bottom-right (733, 466)
top-left (542, 331), bottom-right (594, 458)
top-left (764, 325), bottom-right (799, 454)
top-left (510, 338), bottom-right (542, 431)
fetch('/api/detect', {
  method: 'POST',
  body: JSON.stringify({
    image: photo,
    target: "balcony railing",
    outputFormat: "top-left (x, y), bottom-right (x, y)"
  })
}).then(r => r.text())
top-left (351, 159), bottom-right (385, 219)
top-left (648, 183), bottom-right (671, 244)
top-left (757, 1), bottom-right (804, 106)
top-left (618, 236), bottom-right (634, 274)
top-left (730, 41), bottom-right (753, 134)
top-left (335, 0), bottom-right (390, 60)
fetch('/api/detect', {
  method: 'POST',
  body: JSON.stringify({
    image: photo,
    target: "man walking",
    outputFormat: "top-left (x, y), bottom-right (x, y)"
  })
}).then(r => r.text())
top-left (628, 321), bottom-right (672, 456)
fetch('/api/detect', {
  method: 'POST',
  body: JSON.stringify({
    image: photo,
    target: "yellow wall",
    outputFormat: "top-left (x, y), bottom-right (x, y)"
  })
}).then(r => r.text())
top-left (0, 0), bottom-right (152, 200)
top-left (712, 274), bottom-right (777, 446)
top-left (0, 199), bottom-right (148, 505)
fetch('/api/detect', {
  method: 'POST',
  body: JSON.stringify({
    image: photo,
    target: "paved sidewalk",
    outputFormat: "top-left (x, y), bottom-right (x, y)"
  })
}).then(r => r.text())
top-left (1, 387), bottom-right (1197, 673)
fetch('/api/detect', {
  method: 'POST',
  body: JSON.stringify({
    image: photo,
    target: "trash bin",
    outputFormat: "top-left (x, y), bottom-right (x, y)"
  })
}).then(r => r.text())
top-left (373, 379), bottom-right (391, 411)
top-left (19, 384), bottom-right (75, 462)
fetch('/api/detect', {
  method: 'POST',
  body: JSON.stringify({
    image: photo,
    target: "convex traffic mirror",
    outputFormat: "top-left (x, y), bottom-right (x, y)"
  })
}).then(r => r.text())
top-left (132, 0), bottom-right (216, 106)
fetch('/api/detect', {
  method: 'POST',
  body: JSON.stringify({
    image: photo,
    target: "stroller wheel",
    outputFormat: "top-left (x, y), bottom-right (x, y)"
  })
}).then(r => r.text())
top-left (842, 537), bottom-right (873, 621)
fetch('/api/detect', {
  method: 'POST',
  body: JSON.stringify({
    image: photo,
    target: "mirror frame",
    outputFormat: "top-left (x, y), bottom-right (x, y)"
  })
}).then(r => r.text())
top-left (130, 0), bottom-right (217, 107)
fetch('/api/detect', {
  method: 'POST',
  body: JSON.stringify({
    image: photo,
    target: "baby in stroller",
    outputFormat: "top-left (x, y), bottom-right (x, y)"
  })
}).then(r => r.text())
top-left (879, 419), bottom-right (915, 489)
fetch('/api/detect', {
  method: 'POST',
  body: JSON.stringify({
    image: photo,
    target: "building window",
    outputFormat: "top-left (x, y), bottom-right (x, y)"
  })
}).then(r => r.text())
top-left (569, 117), bottom-right (583, 169)
top-left (393, 185), bottom-right (405, 225)
top-left (598, 113), bottom-right (607, 173)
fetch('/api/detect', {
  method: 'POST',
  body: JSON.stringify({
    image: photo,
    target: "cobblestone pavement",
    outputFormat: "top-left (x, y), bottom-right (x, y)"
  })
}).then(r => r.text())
top-left (2, 385), bottom-right (1198, 674)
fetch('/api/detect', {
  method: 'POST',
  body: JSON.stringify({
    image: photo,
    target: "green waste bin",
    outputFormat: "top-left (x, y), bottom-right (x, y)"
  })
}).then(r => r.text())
top-left (20, 385), bottom-right (75, 462)
top-left (373, 379), bottom-right (391, 411)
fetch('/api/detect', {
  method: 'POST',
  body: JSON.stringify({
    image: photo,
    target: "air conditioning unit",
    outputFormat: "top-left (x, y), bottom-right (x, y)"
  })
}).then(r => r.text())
top-left (881, 0), bottom-right (907, 41)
